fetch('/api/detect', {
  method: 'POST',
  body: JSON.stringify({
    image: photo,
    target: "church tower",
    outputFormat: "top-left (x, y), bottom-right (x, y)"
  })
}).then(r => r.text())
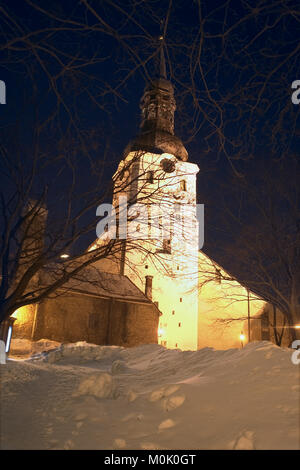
top-left (96, 42), bottom-right (200, 350)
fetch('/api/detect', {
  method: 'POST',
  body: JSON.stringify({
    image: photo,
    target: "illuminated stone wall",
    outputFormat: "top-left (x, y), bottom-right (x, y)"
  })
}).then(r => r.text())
top-left (11, 293), bottom-right (159, 347)
top-left (97, 150), bottom-right (201, 351)
top-left (198, 251), bottom-right (265, 350)
top-left (91, 149), bottom-right (290, 351)
top-left (12, 304), bottom-right (36, 339)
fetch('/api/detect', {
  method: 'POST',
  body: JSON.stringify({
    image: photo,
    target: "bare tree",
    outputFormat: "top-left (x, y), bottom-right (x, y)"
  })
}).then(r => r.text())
top-left (0, 1), bottom-right (176, 323)
top-left (1, 117), bottom-right (192, 324)
top-left (202, 152), bottom-right (300, 341)
top-left (4, 1), bottom-right (298, 166)
top-left (270, 304), bottom-right (287, 347)
top-left (1, 1), bottom-right (299, 338)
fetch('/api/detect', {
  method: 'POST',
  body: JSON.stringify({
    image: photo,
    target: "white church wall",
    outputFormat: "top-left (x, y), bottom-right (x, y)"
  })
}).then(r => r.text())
top-left (118, 151), bottom-right (200, 351)
top-left (198, 251), bottom-right (265, 350)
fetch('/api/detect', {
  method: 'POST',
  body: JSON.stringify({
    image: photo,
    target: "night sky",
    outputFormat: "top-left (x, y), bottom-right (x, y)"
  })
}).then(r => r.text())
top-left (1, 0), bottom-right (299, 274)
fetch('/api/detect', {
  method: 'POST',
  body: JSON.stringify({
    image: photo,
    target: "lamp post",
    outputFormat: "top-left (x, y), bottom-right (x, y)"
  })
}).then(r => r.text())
top-left (0, 317), bottom-right (16, 355)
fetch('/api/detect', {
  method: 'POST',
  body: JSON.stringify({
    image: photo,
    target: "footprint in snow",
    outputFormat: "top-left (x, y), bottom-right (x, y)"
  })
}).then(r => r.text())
top-left (149, 385), bottom-right (180, 402)
top-left (63, 439), bottom-right (75, 450)
top-left (158, 418), bottom-right (176, 431)
top-left (140, 442), bottom-right (163, 450)
top-left (121, 412), bottom-right (144, 422)
top-left (113, 438), bottom-right (126, 449)
top-left (162, 395), bottom-right (186, 411)
top-left (74, 412), bottom-right (87, 421)
top-left (229, 431), bottom-right (255, 450)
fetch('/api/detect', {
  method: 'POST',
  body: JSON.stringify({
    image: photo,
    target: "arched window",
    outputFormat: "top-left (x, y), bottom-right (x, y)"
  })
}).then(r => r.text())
top-left (180, 180), bottom-right (187, 191)
top-left (163, 239), bottom-right (171, 253)
top-left (147, 171), bottom-right (154, 183)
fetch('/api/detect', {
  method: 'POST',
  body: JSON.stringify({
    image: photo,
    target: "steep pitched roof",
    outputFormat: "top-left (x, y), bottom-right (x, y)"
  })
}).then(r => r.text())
top-left (57, 267), bottom-right (160, 312)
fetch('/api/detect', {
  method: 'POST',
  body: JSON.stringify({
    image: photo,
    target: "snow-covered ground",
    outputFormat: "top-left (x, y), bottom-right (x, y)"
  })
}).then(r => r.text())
top-left (1, 339), bottom-right (299, 450)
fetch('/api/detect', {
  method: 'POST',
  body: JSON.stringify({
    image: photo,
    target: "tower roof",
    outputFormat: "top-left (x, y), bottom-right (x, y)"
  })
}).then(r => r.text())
top-left (124, 38), bottom-right (188, 161)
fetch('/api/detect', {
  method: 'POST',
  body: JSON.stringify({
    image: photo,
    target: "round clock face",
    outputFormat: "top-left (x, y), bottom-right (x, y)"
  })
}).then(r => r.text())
top-left (160, 158), bottom-right (175, 173)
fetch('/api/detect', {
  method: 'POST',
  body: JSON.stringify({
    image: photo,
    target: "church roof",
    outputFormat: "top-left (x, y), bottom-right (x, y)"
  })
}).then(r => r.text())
top-left (124, 128), bottom-right (188, 161)
top-left (57, 267), bottom-right (160, 310)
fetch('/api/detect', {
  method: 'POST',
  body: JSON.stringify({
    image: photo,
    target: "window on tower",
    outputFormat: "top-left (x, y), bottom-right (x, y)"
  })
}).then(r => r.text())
top-left (180, 180), bottom-right (187, 191)
top-left (161, 158), bottom-right (175, 173)
top-left (147, 171), bottom-right (154, 184)
top-left (175, 203), bottom-right (181, 221)
top-left (162, 239), bottom-right (171, 254)
top-left (128, 210), bottom-right (140, 221)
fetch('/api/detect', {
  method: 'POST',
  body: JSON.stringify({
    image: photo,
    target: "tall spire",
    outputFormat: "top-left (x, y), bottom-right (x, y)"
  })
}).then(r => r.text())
top-left (138, 34), bottom-right (174, 134)
top-left (124, 29), bottom-right (188, 161)
top-left (140, 70), bottom-right (176, 136)
top-left (159, 35), bottom-right (167, 79)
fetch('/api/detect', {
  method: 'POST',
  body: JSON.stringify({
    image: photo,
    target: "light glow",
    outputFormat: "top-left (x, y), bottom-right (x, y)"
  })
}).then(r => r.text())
top-left (158, 328), bottom-right (165, 337)
top-left (239, 334), bottom-right (245, 342)
top-left (5, 326), bottom-right (12, 353)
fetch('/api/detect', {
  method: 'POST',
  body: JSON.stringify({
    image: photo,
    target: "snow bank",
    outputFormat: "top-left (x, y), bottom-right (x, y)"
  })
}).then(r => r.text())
top-left (28, 341), bottom-right (123, 365)
top-left (9, 338), bottom-right (61, 357)
top-left (1, 341), bottom-right (299, 450)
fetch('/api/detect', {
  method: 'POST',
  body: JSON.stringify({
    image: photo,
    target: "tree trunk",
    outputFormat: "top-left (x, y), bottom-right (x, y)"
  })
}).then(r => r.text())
top-left (0, 302), bottom-right (15, 325)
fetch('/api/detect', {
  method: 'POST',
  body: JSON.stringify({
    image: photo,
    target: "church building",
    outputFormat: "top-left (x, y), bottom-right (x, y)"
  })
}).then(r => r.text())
top-left (11, 44), bottom-right (292, 351)
top-left (90, 47), bottom-right (200, 350)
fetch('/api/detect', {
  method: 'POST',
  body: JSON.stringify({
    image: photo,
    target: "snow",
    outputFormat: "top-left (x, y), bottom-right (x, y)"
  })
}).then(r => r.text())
top-left (73, 372), bottom-right (117, 399)
top-left (1, 340), bottom-right (299, 450)
top-left (9, 338), bottom-right (61, 358)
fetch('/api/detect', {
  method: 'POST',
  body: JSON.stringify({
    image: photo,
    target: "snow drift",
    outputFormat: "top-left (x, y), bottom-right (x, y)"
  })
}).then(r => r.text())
top-left (1, 340), bottom-right (299, 449)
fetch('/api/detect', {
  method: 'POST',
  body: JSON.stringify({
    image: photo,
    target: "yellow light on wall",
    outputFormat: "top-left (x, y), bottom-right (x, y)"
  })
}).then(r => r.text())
top-left (158, 328), bottom-right (164, 337)
top-left (239, 332), bottom-right (246, 349)
top-left (60, 254), bottom-right (70, 259)
top-left (295, 325), bottom-right (300, 329)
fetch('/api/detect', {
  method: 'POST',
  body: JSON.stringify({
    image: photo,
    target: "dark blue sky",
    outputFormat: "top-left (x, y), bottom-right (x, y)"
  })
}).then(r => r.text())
top-left (0, 0), bottom-right (299, 263)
